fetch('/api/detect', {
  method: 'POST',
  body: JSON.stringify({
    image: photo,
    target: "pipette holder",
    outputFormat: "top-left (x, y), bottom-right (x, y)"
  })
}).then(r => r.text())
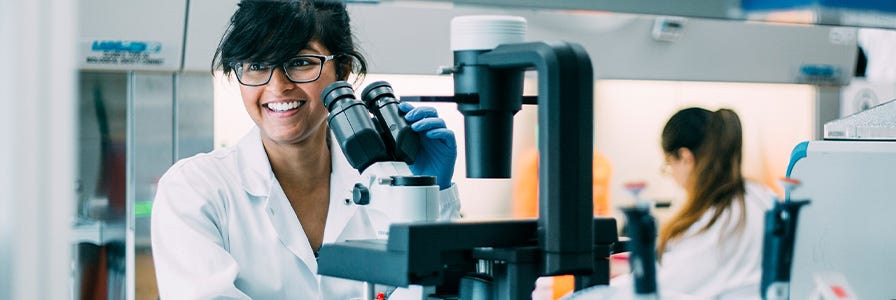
top-left (761, 194), bottom-right (811, 300)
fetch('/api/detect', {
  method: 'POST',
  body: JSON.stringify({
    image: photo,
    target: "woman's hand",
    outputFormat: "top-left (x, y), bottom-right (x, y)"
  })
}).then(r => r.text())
top-left (399, 102), bottom-right (457, 190)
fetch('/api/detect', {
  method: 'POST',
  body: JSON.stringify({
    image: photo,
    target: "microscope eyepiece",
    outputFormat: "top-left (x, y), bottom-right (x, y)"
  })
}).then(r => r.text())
top-left (360, 81), bottom-right (419, 164)
top-left (360, 81), bottom-right (395, 107)
top-left (321, 81), bottom-right (390, 172)
top-left (321, 81), bottom-right (356, 111)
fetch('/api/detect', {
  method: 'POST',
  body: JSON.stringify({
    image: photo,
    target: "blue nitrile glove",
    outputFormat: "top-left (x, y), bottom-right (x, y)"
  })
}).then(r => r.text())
top-left (399, 102), bottom-right (457, 190)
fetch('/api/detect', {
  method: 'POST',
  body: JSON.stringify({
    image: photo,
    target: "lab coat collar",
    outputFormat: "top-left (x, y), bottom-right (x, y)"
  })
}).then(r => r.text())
top-left (236, 127), bottom-right (274, 197)
top-left (235, 126), bottom-right (362, 270)
top-left (235, 128), bottom-right (321, 270)
top-left (266, 178), bottom-right (319, 273)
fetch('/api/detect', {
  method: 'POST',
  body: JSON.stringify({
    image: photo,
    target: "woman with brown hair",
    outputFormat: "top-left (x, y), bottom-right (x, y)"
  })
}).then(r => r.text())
top-left (649, 107), bottom-right (775, 298)
top-left (564, 107), bottom-right (776, 300)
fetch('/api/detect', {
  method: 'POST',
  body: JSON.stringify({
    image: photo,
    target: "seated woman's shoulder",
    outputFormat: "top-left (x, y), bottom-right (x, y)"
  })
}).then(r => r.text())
top-left (744, 180), bottom-right (777, 208)
top-left (161, 147), bottom-right (240, 185)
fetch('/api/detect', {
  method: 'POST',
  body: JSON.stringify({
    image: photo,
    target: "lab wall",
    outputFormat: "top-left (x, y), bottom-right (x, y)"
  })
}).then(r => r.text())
top-left (214, 75), bottom-right (815, 220)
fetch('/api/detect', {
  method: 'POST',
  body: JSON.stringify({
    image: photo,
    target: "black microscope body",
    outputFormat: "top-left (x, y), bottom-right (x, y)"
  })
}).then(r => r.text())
top-left (317, 41), bottom-right (619, 299)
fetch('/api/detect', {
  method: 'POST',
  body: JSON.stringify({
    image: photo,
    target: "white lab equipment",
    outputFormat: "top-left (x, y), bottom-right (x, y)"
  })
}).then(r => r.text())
top-left (810, 272), bottom-right (858, 300)
top-left (824, 98), bottom-right (896, 140)
top-left (357, 161), bottom-right (440, 240)
top-left (786, 99), bottom-right (896, 299)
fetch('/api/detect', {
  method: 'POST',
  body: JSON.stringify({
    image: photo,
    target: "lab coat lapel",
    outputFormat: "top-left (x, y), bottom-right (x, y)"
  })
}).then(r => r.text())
top-left (323, 133), bottom-right (363, 244)
top-left (237, 127), bottom-right (318, 273)
top-left (236, 127), bottom-right (272, 198)
top-left (266, 180), bottom-right (319, 273)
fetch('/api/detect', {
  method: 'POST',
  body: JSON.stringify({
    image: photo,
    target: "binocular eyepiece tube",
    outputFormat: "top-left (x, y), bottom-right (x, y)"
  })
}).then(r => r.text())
top-left (361, 81), bottom-right (420, 164)
top-left (321, 81), bottom-right (419, 172)
top-left (322, 81), bottom-right (390, 172)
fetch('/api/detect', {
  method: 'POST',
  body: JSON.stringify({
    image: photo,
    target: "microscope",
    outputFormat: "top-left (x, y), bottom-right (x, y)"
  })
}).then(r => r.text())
top-left (322, 80), bottom-right (440, 240)
top-left (318, 16), bottom-right (620, 299)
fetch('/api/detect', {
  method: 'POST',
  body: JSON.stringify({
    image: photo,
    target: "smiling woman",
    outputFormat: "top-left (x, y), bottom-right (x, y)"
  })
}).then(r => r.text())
top-left (232, 41), bottom-right (338, 146)
top-left (151, 1), bottom-right (461, 299)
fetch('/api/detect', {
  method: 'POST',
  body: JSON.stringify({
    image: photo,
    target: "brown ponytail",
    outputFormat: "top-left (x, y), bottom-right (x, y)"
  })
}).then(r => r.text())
top-left (656, 108), bottom-right (746, 260)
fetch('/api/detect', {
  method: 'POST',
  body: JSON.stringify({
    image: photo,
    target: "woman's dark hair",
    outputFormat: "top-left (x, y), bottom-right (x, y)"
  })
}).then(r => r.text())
top-left (656, 107), bottom-right (746, 259)
top-left (212, 0), bottom-right (367, 82)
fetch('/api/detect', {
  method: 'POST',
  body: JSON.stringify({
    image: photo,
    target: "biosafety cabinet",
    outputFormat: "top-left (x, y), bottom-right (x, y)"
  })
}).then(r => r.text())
top-left (74, 0), bottom-right (233, 298)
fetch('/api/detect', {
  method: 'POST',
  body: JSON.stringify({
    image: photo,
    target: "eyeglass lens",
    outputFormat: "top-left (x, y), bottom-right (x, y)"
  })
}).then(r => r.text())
top-left (237, 56), bottom-right (325, 85)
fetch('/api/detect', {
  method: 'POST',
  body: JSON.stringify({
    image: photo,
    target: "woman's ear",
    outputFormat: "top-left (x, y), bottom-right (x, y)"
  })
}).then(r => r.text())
top-left (678, 147), bottom-right (695, 164)
top-left (337, 61), bottom-right (352, 81)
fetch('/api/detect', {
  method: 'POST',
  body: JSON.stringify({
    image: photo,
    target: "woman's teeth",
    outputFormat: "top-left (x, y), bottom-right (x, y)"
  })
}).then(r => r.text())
top-left (267, 101), bottom-right (302, 112)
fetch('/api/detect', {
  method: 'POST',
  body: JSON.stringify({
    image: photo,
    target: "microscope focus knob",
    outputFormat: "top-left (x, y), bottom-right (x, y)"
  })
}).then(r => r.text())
top-left (352, 183), bottom-right (370, 205)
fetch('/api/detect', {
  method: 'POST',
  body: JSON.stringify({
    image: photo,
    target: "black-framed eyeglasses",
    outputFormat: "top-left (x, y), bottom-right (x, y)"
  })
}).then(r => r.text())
top-left (233, 54), bottom-right (336, 86)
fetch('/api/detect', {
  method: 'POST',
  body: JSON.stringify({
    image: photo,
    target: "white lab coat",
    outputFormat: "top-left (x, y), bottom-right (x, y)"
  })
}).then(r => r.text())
top-left (151, 127), bottom-right (461, 299)
top-left (605, 181), bottom-right (775, 300)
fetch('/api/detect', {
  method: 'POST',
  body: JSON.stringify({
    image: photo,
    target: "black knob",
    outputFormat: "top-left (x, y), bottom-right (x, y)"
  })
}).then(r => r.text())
top-left (352, 183), bottom-right (370, 205)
